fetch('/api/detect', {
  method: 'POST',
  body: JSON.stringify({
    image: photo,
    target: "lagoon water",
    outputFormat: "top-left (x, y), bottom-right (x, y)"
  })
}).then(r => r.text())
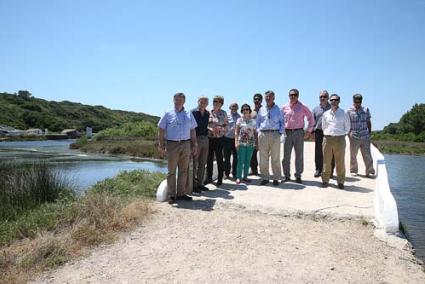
top-left (385, 154), bottom-right (425, 262)
top-left (1, 140), bottom-right (424, 261)
top-left (0, 140), bottom-right (167, 192)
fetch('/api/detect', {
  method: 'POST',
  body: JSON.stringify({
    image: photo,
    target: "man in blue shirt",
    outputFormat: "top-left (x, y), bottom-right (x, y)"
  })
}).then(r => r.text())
top-left (158, 93), bottom-right (198, 203)
top-left (256, 90), bottom-right (285, 186)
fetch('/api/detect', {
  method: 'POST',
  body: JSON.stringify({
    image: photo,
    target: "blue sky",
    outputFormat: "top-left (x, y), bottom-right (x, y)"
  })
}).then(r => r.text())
top-left (1, 0), bottom-right (424, 130)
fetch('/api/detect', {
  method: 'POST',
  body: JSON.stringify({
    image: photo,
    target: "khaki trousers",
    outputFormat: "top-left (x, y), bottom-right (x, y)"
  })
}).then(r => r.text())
top-left (258, 131), bottom-right (282, 180)
top-left (166, 140), bottom-right (191, 197)
top-left (322, 135), bottom-right (346, 184)
top-left (349, 137), bottom-right (375, 175)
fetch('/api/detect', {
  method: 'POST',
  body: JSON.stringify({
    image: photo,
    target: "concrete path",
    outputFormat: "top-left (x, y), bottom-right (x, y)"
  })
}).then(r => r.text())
top-left (192, 140), bottom-right (375, 221)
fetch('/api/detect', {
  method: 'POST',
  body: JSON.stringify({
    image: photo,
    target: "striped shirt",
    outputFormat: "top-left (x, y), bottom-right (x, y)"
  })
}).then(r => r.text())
top-left (347, 106), bottom-right (371, 139)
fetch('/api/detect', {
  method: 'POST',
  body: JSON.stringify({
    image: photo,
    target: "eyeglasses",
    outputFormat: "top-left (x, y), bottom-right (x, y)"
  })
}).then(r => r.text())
top-left (354, 100), bottom-right (362, 104)
top-left (242, 108), bottom-right (250, 111)
top-left (289, 93), bottom-right (298, 97)
top-left (320, 96), bottom-right (328, 99)
top-left (330, 99), bottom-right (339, 102)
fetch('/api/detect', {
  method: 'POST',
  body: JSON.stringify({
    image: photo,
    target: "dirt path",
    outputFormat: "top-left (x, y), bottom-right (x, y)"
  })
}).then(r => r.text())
top-left (33, 202), bottom-right (424, 284)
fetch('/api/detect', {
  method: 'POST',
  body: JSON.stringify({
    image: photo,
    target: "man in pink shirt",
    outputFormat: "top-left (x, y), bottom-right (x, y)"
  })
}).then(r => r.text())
top-left (281, 89), bottom-right (315, 184)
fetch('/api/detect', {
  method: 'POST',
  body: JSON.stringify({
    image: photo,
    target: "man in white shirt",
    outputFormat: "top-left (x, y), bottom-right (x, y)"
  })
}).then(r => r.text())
top-left (321, 94), bottom-right (351, 189)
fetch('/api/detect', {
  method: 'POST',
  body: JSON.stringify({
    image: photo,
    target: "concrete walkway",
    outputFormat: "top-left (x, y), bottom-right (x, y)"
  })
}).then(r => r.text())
top-left (192, 140), bottom-right (375, 221)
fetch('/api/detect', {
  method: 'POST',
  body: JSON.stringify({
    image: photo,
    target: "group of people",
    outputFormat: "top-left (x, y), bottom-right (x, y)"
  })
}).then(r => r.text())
top-left (158, 90), bottom-right (375, 203)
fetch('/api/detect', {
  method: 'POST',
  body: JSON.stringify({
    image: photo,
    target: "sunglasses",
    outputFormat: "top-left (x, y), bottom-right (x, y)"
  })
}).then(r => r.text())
top-left (354, 100), bottom-right (362, 103)
top-left (330, 99), bottom-right (339, 102)
top-left (242, 108), bottom-right (250, 111)
top-left (289, 93), bottom-right (298, 97)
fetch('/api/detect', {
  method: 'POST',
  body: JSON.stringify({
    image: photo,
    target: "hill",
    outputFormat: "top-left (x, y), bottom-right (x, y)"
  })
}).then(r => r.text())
top-left (372, 103), bottom-right (425, 154)
top-left (0, 91), bottom-right (159, 132)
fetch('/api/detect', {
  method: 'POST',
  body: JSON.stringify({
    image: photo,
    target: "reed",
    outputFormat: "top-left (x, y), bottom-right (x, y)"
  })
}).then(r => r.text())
top-left (0, 161), bottom-right (74, 222)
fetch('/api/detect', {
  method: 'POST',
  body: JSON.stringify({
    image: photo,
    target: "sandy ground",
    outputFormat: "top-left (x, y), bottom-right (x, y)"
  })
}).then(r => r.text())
top-left (33, 202), bottom-right (425, 284)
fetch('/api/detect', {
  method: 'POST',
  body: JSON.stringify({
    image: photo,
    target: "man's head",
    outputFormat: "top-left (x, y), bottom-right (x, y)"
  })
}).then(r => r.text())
top-left (353, 93), bottom-right (363, 109)
top-left (289, 88), bottom-right (299, 104)
top-left (329, 94), bottom-right (340, 109)
top-left (253, 93), bottom-right (263, 107)
top-left (264, 90), bottom-right (275, 107)
top-left (173, 92), bottom-right (186, 109)
top-left (229, 102), bottom-right (239, 113)
top-left (319, 90), bottom-right (329, 104)
top-left (212, 95), bottom-right (224, 110)
top-left (197, 96), bottom-right (208, 110)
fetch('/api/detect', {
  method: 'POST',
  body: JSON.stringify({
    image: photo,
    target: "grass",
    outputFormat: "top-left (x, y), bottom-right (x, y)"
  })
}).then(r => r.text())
top-left (372, 140), bottom-right (425, 155)
top-left (75, 139), bottom-right (160, 158)
top-left (0, 166), bottom-right (165, 284)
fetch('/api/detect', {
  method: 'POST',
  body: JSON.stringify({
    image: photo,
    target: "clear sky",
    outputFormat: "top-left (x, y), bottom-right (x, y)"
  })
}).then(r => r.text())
top-left (1, 0), bottom-right (424, 130)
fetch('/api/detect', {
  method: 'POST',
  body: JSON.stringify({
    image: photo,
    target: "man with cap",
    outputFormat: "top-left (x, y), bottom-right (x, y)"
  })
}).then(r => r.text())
top-left (347, 94), bottom-right (375, 177)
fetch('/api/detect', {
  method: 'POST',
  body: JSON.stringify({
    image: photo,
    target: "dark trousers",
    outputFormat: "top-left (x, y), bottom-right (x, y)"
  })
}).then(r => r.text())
top-left (206, 137), bottom-right (224, 183)
top-left (250, 149), bottom-right (258, 174)
top-left (315, 129), bottom-right (335, 174)
top-left (223, 137), bottom-right (238, 178)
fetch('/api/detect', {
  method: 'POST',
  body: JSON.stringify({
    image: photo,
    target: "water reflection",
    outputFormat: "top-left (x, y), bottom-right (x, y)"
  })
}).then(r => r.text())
top-left (385, 154), bottom-right (425, 262)
top-left (0, 139), bottom-right (167, 191)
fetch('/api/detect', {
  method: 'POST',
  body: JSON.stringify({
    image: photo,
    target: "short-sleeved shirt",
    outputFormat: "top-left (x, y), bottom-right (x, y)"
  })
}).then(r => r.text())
top-left (224, 112), bottom-right (241, 139)
top-left (208, 109), bottom-right (228, 138)
top-left (191, 108), bottom-right (210, 136)
top-left (312, 103), bottom-right (331, 130)
top-left (158, 107), bottom-right (197, 141)
top-left (256, 104), bottom-right (285, 134)
top-left (236, 117), bottom-right (256, 147)
top-left (282, 101), bottom-right (315, 132)
top-left (347, 106), bottom-right (371, 139)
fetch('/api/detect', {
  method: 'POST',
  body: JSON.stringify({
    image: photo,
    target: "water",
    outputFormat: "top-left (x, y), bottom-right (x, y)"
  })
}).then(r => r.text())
top-left (0, 140), bottom-right (167, 191)
top-left (385, 154), bottom-right (425, 261)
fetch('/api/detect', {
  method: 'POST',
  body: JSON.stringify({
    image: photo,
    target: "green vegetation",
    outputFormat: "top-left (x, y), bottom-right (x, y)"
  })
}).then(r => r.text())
top-left (372, 103), bottom-right (425, 154)
top-left (72, 121), bottom-right (160, 158)
top-left (0, 162), bottom-right (165, 284)
top-left (0, 91), bottom-right (159, 132)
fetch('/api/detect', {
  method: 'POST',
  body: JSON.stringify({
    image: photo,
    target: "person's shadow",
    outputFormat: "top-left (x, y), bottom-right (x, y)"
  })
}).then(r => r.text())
top-left (174, 198), bottom-right (217, 211)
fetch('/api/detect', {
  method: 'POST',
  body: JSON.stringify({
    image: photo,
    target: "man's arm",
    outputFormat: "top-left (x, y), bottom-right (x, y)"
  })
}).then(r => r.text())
top-left (158, 128), bottom-right (166, 157)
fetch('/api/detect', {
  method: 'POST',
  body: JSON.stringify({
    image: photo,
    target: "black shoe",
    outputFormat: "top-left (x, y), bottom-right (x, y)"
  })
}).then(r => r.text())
top-left (204, 179), bottom-right (213, 185)
top-left (272, 180), bottom-right (279, 186)
top-left (322, 182), bottom-right (329, 188)
top-left (338, 183), bottom-right (344, 189)
top-left (314, 170), bottom-right (321, 177)
top-left (216, 180), bottom-right (223, 186)
top-left (168, 196), bottom-right (176, 204)
top-left (199, 185), bottom-right (209, 191)
top-left (250, 170), bottom-right (259, 176)
top-left (192, 187), bottom-right (201, 193)
top-left (295, 177), bottom-right (302, 184)
top-left (177, 195), bottom-right (193, 201)
top-left (260, 179), bottom-right (269, 186)
top-left (281, 177), bottom-right (290, 183)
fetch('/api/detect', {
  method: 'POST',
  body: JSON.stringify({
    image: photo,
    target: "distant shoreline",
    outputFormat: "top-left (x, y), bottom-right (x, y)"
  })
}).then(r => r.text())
top-left (372, 140), bottom-right (425, 155)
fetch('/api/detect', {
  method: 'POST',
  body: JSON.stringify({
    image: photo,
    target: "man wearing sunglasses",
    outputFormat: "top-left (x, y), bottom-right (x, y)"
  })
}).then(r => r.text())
top-left (250, 93), bottom-right (263, 176)
top-left (281, 89), bottom-right (315, 184)
top-left (347, 94), bottom-right (375, 177)
top-left (312, 90), bottom-right (334, 177)
top-left (321, 94), bottom-right (351, 189)
top-left (158, 93), bottom-right (198, 203)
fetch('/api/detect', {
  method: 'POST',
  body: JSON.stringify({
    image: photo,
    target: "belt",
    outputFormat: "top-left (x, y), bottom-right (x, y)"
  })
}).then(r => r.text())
top-left (285, 128), bottom-right (303, 132)
top-left (167, 139), bottom-right (191, 143)
top-left (261, 129), bottom-right (279, 133)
